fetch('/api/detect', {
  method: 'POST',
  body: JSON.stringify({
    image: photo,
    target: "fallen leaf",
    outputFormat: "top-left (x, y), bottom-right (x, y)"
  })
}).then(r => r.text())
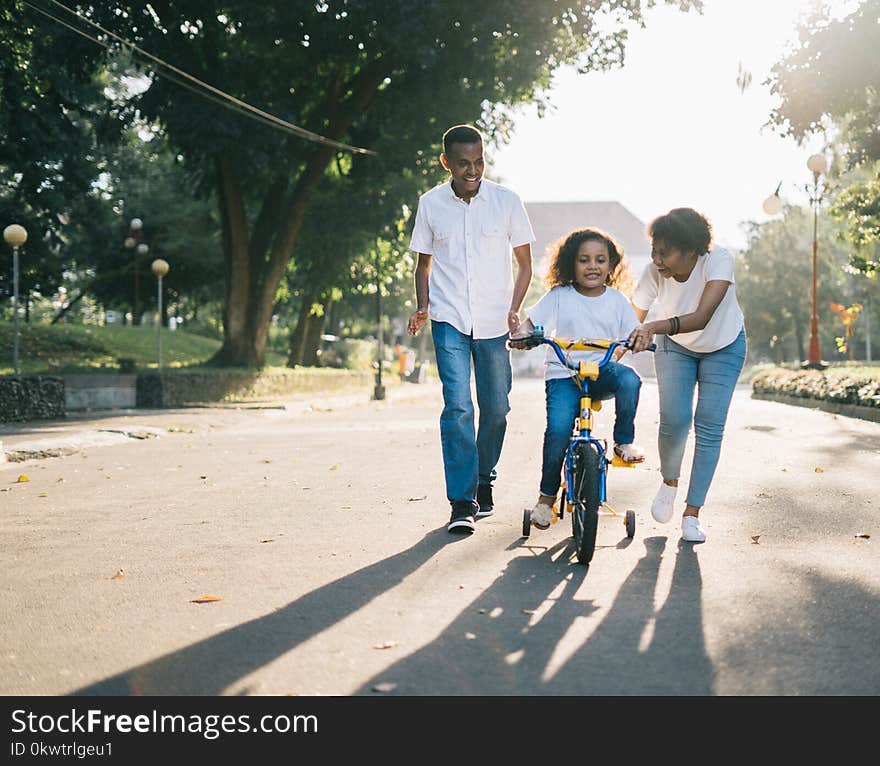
top-left (340, 506), bottom-right (352, 510)
top-left (16, 475), bottom-right (29, 483)
top-left (199, 475), bottom-right (207, 480)
top-left (260, 459), bottom-right (272, 464)
top-left (111, 569), bottom-right (125, 579)
top-left (464, 632), bottom-right (477, 640)
top-left (38, 492), bottom-right (47, 498)
top-left (814, 467), bottom-right (824, 473)
top-left (190, 595), bottom-right (223, 604)
top-left (372, 641), bottom-right (399, 650)
top-left (372, 682), bottom-right (397, 693)
top-left (56, 478), bottom-right (65, 483)
top-left (521, 609), bottom-right (536, 615)
top-left (329, 464), bottom-right (340, 471)
top-left (855, 532), bottom-right (871, 539)
top-left (408, 495), bottom-right (427, 502)
top-left (260, 539), bottom-right (275, 544)
top-left (751, 535), bottom-right (761, 544)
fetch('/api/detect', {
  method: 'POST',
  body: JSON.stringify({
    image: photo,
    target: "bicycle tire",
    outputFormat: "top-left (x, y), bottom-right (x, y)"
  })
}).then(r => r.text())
top-left (571, 442), bottom-right (601, 564)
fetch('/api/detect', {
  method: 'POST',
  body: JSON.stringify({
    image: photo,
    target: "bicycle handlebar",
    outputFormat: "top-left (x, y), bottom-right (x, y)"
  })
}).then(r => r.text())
top-left (509, 326), bottom-right (655, 375)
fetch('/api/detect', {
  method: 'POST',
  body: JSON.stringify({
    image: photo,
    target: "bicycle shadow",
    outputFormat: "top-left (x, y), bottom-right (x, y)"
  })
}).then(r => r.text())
top-left (354, 535), bottom-right (713, 695)
top-left (71, 529), bottom-right (450, 696)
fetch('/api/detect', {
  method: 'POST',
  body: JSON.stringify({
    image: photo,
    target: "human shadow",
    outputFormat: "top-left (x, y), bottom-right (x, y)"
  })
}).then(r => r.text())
top-left (354, 535), bottom-right (713, 695)
top-left (72, 529), bottom-right (449, 695)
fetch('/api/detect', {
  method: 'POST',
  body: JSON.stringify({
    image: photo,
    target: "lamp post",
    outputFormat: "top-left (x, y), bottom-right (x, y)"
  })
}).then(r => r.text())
top-left (805, 153), bottom-right (828, 369)
top-left (151, 258), bottom-right (169, 371)
top-left (125, 218), bottom-right (148, 325)
top-left (3, 223), bottom-right (27, 376)
top-left (373, 245), bottom-right (385, 400)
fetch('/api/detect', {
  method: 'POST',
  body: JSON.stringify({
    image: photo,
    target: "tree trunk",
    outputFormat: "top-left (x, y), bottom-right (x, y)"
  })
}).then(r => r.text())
top-left (303, 296), bottom-right (333, 366)
top-left (287, 295), bottom-right (314, 367)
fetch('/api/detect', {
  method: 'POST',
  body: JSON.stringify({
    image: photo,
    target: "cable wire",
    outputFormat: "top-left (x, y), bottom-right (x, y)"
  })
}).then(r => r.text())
top-left (22, 0), bottom-right (376, 155)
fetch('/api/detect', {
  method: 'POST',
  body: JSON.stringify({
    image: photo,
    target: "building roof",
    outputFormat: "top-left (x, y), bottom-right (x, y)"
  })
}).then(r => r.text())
top-left (524, 200), bottom-right (651, 277)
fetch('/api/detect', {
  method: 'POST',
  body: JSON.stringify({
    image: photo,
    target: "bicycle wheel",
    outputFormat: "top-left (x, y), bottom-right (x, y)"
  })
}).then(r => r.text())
top-left (571, 442), bottom-right (602, 564)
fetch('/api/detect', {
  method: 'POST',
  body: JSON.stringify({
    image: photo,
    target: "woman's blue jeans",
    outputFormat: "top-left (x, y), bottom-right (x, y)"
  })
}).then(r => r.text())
top-left (431, 321), bottom-right (512, 504)
top-left (539, 362), bottom-right (642, 497)
top-left (654, 329), bottom-right (746, 507)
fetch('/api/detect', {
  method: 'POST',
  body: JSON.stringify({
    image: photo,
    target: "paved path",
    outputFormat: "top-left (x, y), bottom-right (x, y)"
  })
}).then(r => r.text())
top-left (1, 379), bottom-right (877, 695)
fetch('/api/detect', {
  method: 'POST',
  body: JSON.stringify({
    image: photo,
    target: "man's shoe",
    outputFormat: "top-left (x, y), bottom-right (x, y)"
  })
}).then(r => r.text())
top-left (681, 515), bottom-right (706, 542)
top-left (476, 483), bottom-right (494, 519)
top-left (448, 501), bottom-right (476, 534)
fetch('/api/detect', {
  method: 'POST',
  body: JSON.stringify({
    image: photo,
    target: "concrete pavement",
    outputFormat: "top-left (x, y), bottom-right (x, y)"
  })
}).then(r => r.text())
top-left (1, 377), bottom-right (878, 695)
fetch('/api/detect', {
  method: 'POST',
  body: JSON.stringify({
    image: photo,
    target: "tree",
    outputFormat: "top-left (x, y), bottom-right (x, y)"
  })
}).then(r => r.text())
top-left (65, 0), bottom-right (699, 367)
top-left (0, 0), bottom-right (114, 311)
top-left (736, 206), bottom-right (877, 363)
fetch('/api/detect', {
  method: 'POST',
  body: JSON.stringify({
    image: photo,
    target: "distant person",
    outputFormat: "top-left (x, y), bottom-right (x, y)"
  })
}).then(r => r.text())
top-left (628, 208), bottom-right (747, 543)
top-left (511, 228), bottom-right (644, 530)
top-left (407, 124), bottom-right (535, 534)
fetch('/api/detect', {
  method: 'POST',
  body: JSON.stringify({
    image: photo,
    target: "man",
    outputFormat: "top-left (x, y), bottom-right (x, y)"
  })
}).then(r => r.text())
top-left (407, 124), bottom-right (534, 534)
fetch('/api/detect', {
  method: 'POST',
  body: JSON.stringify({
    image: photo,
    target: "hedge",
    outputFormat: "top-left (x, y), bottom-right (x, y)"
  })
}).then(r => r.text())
top-left (751, 366), bottom-right (880, 409)
top-left (136, 366), bottom-right (377, 407)
top-left (0, 375), bottom-right (66, 422)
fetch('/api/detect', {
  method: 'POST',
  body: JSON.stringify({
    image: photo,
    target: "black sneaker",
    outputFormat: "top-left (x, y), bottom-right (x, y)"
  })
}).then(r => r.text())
top-left (475, 483), bottom-right (494, 519)
top-left (447, 501), bottom-right (476, 534)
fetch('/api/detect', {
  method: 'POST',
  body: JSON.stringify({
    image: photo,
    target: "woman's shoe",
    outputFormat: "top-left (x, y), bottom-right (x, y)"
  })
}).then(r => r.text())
top-left (650, 482), bottom-right (677, 523)
top-left (681, 515), bottom-right (706, 542)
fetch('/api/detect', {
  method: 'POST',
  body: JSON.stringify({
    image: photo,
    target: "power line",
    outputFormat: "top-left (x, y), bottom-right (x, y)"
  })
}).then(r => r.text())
top-left (22, 0), bottom-right (376, 155)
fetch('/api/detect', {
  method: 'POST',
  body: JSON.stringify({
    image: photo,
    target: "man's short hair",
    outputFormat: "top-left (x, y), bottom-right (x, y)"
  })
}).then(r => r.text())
top-left (442, 125), bottom-right (483, 155)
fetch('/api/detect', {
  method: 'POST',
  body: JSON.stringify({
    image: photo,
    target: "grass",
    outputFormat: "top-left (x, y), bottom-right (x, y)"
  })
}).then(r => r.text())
top-left (0, 321), bottom-right (287, 375)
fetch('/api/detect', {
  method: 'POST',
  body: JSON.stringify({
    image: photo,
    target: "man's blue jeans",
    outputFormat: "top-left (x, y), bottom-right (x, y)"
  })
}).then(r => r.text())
top-left (431, 321), bottom-right (511, 504)
top-left (540, 362), bottom-right (642, 497)
top-left (654, 329), bottom-right (746, 507)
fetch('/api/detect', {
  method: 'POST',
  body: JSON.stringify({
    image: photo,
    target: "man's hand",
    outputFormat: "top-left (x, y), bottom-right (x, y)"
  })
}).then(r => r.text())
top-left (507, 310), bottom-right (521, 335)
top-left (407, 308), bottom-right (429, 336)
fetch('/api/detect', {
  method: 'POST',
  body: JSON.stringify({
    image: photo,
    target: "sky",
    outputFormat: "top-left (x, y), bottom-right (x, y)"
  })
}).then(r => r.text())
top-left (489, 0), bottom-right (856, 251)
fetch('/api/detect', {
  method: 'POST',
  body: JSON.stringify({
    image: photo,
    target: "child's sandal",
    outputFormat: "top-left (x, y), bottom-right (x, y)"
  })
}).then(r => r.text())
top-left (614, 443), bottom-right (645, 464)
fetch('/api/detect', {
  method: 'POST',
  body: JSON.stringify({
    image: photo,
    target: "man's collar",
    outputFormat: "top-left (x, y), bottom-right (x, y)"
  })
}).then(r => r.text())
top-left (447, 178), bottom-right (488, 203)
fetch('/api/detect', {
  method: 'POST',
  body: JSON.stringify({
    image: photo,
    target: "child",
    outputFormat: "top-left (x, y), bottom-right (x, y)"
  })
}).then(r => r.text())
top-left (512, 228), bottom-right (644, 530)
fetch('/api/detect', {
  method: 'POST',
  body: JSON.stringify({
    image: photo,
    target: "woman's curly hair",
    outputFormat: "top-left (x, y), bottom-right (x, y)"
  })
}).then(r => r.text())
top-left (648, 208), bottom-right (713, 255)
top-left (545, 227), bottom-right (634, 294)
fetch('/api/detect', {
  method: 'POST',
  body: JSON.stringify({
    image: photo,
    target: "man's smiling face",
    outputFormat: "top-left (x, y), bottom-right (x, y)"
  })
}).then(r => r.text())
top-left (441, 141), bottom-right (484, 198)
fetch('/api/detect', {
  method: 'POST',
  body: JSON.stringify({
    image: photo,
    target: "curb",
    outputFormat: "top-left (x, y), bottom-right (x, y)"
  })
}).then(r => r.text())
top-left (751, 391), bottom-right (880, 424)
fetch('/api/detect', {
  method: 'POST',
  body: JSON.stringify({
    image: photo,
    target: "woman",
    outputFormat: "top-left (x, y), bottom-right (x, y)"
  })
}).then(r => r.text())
top-left (628, 208), bottom-right (746, 542)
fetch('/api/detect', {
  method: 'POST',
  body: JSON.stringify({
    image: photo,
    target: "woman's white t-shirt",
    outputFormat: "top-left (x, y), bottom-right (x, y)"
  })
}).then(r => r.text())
top-left (525, 285), bottom-right (640, 381)
top-left (631, 248), bottom-right (744, 353)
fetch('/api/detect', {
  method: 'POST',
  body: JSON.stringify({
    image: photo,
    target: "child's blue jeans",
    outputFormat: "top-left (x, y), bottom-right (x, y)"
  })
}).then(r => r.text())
top-left (539, 362), bottom-right (641, 497)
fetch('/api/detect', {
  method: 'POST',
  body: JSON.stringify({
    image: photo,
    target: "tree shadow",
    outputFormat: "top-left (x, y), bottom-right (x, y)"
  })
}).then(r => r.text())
top-left (354, 535), bottom-right (713, 695)
top-left (72, 529), bottom-right (450, 695)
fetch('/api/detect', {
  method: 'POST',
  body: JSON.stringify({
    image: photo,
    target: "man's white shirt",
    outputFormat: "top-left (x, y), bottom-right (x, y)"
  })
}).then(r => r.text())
top-left (409, 178), bottom-right (535, 339)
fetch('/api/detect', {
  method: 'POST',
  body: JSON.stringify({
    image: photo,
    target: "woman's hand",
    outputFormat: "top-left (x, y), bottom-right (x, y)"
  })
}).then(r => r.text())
top-left (407, 308), bottom-right (429, 336)
top-left (628, 323), bottom-right (655, 353)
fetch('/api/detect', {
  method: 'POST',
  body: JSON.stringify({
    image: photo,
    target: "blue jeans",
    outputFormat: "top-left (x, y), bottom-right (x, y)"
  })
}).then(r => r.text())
top-left (431, 322), bottom-right (512, 504)
top-left (539, 362), bottom-right (642, 497)
top-left (654, 329), bottom-right (746, 507)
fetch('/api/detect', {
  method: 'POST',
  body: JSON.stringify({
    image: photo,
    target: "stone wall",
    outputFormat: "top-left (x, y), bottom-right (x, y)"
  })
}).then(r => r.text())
top-left (0, 376), bottom-right (66, 422)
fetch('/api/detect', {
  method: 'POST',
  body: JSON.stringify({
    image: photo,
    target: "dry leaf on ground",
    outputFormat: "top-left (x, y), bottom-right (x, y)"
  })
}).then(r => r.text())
top-left (855, 532), bottom-right (871, 539)
top-left (751, 535), bottom-right (761, 544)
top-left (190, 595), bottom-right (223, 604)
top-left (372, 641), bottom-right (399, 650)
top-left (16, 475), bottom-right (29, 483)
top-left (814, 467), bottom-right (825, 473)
top-left (372, 682), bottom-right (397, 693)
top-left (111, 569), bottom-right (125, 579)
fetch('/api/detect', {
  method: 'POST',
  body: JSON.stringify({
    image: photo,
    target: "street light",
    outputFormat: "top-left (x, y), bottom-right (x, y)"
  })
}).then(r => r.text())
top-left (124, 218), bottom-right (148, 325)
top-left (151, 258), bottom-right (169, 371)
top-left (805, 153), bottom-right (828, 369)
top-left (762, 182), bottom-right (783, 216)
top-left (3, 223), bottom-right (27, 376)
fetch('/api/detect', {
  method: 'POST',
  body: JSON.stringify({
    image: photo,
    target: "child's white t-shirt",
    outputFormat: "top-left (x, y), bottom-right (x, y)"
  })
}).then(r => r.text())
top-left (525, 285), bottom-right (640, 381)
top-left (631, 247), bottom-right (744, 353)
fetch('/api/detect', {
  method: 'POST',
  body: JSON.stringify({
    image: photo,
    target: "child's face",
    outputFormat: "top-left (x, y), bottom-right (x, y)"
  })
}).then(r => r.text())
top-left (573, 239), bottom-right (612, 295)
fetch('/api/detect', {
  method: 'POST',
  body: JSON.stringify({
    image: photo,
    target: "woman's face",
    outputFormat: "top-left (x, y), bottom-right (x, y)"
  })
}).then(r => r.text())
top-left (651, 239), bottom-right (696, 280)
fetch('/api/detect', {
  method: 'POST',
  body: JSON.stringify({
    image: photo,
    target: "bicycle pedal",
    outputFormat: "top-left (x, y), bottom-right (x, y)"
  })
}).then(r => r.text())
top-left (610, 456), bottom-right (637, 468)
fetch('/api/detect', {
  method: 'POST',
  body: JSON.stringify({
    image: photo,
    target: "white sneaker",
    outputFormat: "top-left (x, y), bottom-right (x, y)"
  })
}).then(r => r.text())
top-left (650, 482), bottom-right (677, 523)
top-left (681, 516), bottom-right (706, 542)
top-left (531, 502), bottom-right (554, 530)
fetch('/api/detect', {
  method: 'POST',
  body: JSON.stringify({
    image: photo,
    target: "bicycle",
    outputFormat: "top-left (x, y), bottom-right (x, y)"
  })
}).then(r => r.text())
top-left (510, 326), bottom-right (655, 564)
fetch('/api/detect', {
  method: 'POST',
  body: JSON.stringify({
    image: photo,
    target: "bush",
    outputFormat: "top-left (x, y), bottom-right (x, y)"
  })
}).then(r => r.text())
top-left (751, 366), bottom-right (880, 409)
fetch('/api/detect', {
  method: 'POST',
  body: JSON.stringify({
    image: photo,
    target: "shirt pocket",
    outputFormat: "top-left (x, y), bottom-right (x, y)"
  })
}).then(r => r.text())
top-left (432, 226), bottom-right (453, 258)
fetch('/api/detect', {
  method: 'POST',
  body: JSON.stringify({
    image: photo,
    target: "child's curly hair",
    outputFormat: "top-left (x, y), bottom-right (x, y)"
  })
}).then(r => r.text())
top-left (545, 227), bottom-right (634, 294)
